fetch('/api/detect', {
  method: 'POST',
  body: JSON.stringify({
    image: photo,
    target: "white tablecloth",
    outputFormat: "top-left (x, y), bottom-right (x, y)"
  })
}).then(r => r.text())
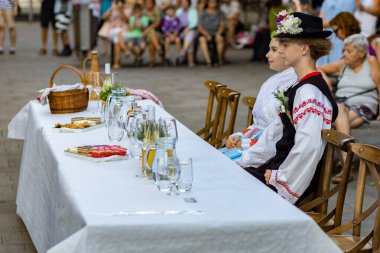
top-left (9, 100), bottom-right (342, 253)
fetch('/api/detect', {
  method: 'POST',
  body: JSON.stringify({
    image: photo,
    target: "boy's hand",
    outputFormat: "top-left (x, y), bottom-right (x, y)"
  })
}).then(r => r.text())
top-left (226, 135), bottom-right (241, 149)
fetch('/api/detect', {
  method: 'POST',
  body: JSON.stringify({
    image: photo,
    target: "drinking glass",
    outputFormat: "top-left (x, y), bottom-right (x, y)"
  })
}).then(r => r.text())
top-left (159, 118), bottom-right (178, 142)
top-left (89, 72), bottom-right (103, 114)
top-left (111, 72), bottom-right (119, 85)
top-left (118, 97), bottom-right (137, 138)
top-left (156, 157), bottom-right (171, 192)
top-left (133, 118), bottom-right (149, 177)
top-left (156, 157), bottom-right (180, 194)
top-left (177, 158), bottom-right (193, 192)
top-left (108, 119), bottom-right (124, 142)
top-left (167, 158), bottom-right (180, 196)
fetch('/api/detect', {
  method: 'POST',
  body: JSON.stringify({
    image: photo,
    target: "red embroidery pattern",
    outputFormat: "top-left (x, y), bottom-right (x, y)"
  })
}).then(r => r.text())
top-left (274, 172), bottom-right (301, 199)
top-left (242, 128), bottom-right (251, 135)
top-left (250, 139), bottom-right (259, 147)
top-left (293, 99), bottom-right (332, 116)
top-left (293, 107), bottom-right (332, 125)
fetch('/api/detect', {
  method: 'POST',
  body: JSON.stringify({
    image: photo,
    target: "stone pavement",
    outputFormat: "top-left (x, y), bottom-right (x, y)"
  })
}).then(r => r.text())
top-left (0, 21), bottom-right (378, 252)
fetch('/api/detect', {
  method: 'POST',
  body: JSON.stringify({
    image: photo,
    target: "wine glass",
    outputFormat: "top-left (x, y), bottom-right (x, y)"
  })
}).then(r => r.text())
top-left (166, 158), bottom-right (180, 196)
top-left (159, 118), bottom-right (178, 142)
top-left (90, 72), bottom-right (104, 114)
top-left (133, 118), bottom-right (148, 177)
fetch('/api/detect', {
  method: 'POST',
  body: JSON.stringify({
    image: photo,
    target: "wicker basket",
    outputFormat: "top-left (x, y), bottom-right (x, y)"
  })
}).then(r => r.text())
top-left (48, 65), bottom-right (89, 114)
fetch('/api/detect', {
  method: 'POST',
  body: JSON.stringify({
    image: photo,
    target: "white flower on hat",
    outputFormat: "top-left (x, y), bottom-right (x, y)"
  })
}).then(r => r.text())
top-left (272, 11), bottom-right (303, 37)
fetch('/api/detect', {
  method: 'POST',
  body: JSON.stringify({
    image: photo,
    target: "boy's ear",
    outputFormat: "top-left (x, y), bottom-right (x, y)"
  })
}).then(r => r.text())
top-left (301, 44), bottom-right (310, 56)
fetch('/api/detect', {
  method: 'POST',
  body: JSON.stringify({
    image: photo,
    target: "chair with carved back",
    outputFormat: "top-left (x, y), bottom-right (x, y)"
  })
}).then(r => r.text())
top-left (328, 143), bottom-right (380, 253)
top-left (196, 80), bottom-right (226, 142)
top-left (297, 129), bottom-right (355, 232)
top-left (209, 86), bottom-right (241, 148)
top-left (242, 96), bottom-right (257, 128)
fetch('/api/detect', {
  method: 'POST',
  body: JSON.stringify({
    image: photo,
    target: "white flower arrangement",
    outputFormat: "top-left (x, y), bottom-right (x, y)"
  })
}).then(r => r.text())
top-left (273, 89), bottom-right (293, 124)
top-left (272, 10), bottom-right (303, 37)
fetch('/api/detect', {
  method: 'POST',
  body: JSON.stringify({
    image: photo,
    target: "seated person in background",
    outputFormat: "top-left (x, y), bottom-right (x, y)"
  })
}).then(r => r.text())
top-left (157, 0), bottom-right (180, 11)
top-left (318, 34), bottom-right (380, 183)
top-left (220, 0), bottom-right (241, 62)
top-left (198, 0), bottom-right (225, 67)
top-left (176, 0), bottom-right (199, 67)
top-left (98, 0), bottom-right (130, 69)
top-left (143, 0), bottom-right (162, 67)
top-left (226, 37), bottom-right (298, 167)
top-left (330, 12), bottom-right (375, 56)
top-left (244, 12), bottom-right (338, 204)
top-left (127, 3), bottom-right (149, 66)
top-left (161, 5), bottom-right (181, 65)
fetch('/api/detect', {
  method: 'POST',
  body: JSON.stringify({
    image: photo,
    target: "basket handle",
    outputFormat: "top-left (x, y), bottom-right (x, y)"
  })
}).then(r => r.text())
top-left (50, 65), bottom-right (86, 88)
top-left (82, 56), bottom-right (91, 78)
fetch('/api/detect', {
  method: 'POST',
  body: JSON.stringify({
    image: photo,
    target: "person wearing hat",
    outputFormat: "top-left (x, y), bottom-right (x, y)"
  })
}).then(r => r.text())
top-left (243, 11), bottom-right (339, 204)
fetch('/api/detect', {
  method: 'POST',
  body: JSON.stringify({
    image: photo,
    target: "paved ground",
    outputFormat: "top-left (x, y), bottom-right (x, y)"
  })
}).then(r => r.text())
top-left (0, 21), bottom-right (378, 252)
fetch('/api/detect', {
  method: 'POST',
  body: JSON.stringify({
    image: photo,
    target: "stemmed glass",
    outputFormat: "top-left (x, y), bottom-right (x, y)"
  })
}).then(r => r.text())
top-left (158, 118), bottom-right (178, 142)
top-left (90, 72), bottom-right (104, 114)
top-left (167, 158), bottom-right (180, 196)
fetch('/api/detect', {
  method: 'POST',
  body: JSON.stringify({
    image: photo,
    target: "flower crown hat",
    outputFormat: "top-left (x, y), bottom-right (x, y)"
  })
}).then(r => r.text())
top-left (272, 11), bottom-right (332, 38)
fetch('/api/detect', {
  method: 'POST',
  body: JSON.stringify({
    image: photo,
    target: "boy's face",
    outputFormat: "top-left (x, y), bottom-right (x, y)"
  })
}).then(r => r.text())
top-left (135, 8), bottom-right (142, 16)
top-left (166, 8), bottom-right (175, 17)
top-left (279, 40), bottom-right (304, 67)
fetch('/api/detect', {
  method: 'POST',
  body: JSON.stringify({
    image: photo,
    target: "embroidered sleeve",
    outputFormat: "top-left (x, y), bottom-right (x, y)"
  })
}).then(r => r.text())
top-left (239, 117), bottom-right (283, 167)
top-left (268, 85), bottom-right (332, 204)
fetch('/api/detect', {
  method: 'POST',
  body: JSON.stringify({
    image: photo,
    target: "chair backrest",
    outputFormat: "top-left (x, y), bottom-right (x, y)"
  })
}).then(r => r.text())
top-left (298, 130), bottom-right (355, 221)
top-left (209, 86), bottom-right (240, 148)
top-left (328, 143), bottom-right (380, 252)
top-left (196, 80), bottom-right (226, 142)
top-left (242, 96), bottom-right (256, 128)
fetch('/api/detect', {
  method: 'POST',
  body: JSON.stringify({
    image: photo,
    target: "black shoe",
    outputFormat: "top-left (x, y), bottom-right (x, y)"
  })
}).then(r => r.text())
top-left (0, 48), bottom-right (3, 54)
top-left (58, 46), bottom-right (72, 57)
top-left (165, 58), bottom-right (171, 66)
top-left (10, 48), bottom-right (15, 55)
top-left (175, 57), bottom-right (180, 66)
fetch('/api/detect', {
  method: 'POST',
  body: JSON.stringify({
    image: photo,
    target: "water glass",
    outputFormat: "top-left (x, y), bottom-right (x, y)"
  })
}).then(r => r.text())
top-left (108, 120), bottom-right (124, 142)
top-left (89, 72), bottom-right (103, 114)
top-left (177, 158), bottom-right (193, 192)
top-left (130, 137), bottom-right (142, 159)
top-left (156, 158), bottom-right (171, 192)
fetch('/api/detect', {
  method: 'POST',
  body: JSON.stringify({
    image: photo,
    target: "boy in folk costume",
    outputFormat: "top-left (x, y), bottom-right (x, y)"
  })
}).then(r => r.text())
top-left (244, 11), bottom-right (338, 204)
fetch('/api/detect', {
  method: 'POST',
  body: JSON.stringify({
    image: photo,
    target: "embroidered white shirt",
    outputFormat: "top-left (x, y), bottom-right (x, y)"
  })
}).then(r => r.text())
top-left (268, 84), bottom-right (333, 204)
top-left (233, 68), bottom-right (298, 167)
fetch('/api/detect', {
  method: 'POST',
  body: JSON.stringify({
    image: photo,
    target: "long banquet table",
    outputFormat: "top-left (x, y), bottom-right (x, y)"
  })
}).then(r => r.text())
top-left (8, 100), bottom-right (342, 253)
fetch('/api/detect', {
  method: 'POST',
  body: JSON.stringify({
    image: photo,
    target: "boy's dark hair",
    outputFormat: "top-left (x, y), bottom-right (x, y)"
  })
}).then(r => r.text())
top-left (278, 37), bottom-right (332, 61)
top-left (165, 5), bottom-right (175, 11)
top-left (115, 0), bottom-right (125, 4)
top-left (133, 3), bottom-right (143, 11)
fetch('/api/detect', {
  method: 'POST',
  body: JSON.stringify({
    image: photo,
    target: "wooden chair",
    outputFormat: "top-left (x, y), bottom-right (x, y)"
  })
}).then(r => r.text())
top-left (328, 143), bottom-right (380, 253)
top-left (196, 80), bottom-right (226, 142)
top-left (209, 86), bottom-right (240, 148)
top-left (298, 129), bottom-right (355, 231)
top-left (242, 96), bottom-right (256, 128)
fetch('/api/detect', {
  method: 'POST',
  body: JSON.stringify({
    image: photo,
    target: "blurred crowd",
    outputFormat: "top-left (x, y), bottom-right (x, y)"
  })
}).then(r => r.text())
top-left (2, 0), bottom-right (380, 69)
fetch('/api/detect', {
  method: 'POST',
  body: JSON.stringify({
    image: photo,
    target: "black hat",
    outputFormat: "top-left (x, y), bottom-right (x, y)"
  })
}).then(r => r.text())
top-left (273, 11), bottom-right (332, 38)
